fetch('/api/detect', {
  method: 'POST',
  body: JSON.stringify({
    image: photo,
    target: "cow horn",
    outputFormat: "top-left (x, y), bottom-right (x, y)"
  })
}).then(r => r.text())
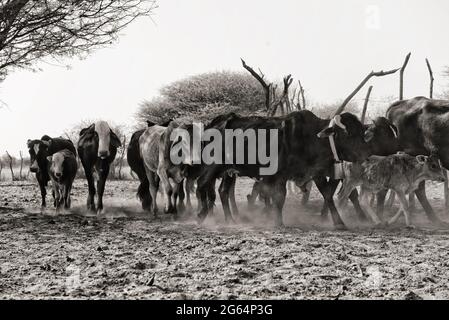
top-left (333, 115), bottom-right (347, 131)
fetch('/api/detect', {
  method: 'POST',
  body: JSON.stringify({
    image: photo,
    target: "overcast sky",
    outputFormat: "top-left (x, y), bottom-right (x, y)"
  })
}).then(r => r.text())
top-left (1, 0), bottom-right (449, 156)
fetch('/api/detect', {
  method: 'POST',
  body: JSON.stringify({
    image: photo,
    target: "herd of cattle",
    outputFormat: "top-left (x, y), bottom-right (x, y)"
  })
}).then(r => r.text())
top-left (25, 96), bottom-right (449, 230)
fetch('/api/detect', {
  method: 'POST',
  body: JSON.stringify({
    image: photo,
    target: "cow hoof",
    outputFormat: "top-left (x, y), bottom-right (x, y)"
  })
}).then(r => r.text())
top-left (373, 222), bottom-right (387, 229)
top-left (196, 213), bottom-right (207, 225)
top-left (405, 224), bottom-right (417, 230)
top-left (225, 218), bottom-right (236, 225)
top-left (432, 219), bottom-right (449, 229)
top-left (334, 223), bottom-right (347, 231)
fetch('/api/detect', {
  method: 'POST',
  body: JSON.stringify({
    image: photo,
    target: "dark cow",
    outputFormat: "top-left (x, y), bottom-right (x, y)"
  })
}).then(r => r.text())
top-left (337, 153), bottom-right (446, 227)
top-left (77, 121), bottom-right (122, 214)
top-left (47, 149), bottom-right (78, 212)
top-left (320, 116), bottom-right (400, 220)
top-left (193, 110), bottom-right (371, 229)
top-left (236, 116), bottom-right (399, 222)
top-left (387, 97), bottom-right (449, 225)
top-left (27, 136), bottom-right (77, 210)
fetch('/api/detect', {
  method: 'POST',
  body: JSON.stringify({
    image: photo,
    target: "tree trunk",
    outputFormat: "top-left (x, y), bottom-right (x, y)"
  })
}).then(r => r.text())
top-left (6, 151), bottom-right (14, 181)
top-left (399, 52), bottom-right (411, 100)
top-left (19, 151), bottom-right (23, 180)
top-left (361, 86), bottom-right (373, 124)
top-left (117, 135), bottom-right (127, 180)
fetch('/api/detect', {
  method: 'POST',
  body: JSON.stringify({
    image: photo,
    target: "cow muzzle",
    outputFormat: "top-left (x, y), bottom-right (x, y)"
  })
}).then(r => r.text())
top-left (98, 150), bottom-right (109, 159)
top-left (30, 161), bottom-right (39, 173)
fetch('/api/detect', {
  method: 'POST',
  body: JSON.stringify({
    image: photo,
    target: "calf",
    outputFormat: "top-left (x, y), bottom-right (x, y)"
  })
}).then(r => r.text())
top-left (337, 153), bottom-right (446, 227)
top-left (27, 136), bottom-right (77, 210)
top-left (47, 149), bottom-right (78, 212)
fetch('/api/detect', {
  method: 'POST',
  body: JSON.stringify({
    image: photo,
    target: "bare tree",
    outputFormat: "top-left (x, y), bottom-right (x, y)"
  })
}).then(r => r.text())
top-left (117, 135), bottom-right (127, 180)
top-left (334, 68), bottom-right (400, 116)
top-left (0, 0), bottom-right (157, 80)
top-left (241, 58), bottom-right (296, 116)
top-left (426, 58), bottom-right (434, 99)
top-left (19, 150), bottom-right (23, 180)
top-left (298, 79), bottom-right (306, 110)
top-left (399, 52), bottom-right (411, 100)
top-left (0, 158), bottom-right (3, 180)
top-left (361, 86), bottom-right (373, 124)
top-left (5, 151), bottom-right (14, 181)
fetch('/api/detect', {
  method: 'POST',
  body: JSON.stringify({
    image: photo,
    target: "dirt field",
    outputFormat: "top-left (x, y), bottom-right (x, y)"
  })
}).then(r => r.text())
top-left (1, 178), bottom-right (449, 300)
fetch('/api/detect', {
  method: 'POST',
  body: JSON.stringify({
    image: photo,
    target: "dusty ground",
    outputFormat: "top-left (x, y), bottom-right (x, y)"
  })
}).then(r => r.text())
top-left (1, 178), bottom-right (449, 300)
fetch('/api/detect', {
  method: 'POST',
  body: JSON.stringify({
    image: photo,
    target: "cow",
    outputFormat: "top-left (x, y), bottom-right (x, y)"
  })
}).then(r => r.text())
top-left (128, 120), bottom-right (188, 215)
top-left (27, 136), bottom-right (77, 210)
top-left (319, 116), bottom-right (400, 220)
top-left (237, 116), bottom-right (399, 222)
top-left (138, 121), bottom-right (188, 215)
top-left (386, 97), bottom-right (449, 226)
top-left (193, 110), bottom-right (371, 229)
top-left (337, 153), bottom-right (446, 227)
top-left (47, 149), bottom-right (78, 212)
top-left (77, 121), bottom-right (122, 214)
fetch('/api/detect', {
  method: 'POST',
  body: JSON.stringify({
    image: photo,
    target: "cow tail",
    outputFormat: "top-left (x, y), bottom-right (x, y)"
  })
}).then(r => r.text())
top-left (127, 130), bottom-right (152, 210)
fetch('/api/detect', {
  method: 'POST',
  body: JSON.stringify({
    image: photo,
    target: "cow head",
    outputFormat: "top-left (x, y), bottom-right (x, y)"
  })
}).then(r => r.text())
top-left (27, 138), bottom-right (51, 173)
top-left (364, 117), bottom-right (400, 156)
top-left (47, 152), bottom-right (65, 181)
top-left (416, 154), bottom-right (446, 183)
top-left (317, 113), bottom-right (371, 163)
top-left (79, 121), bottom-right (122, 159)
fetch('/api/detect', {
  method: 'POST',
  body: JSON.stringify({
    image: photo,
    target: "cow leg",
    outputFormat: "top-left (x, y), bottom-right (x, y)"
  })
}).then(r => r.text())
top-left (376, 189), bottom-right (388, 222)
top-left (145, 169), bottom-right (159, 216)
top-left (185, 178), bottom-right (194, 214)
top-left (176, 180), bottom-right (186, 215)
top-left (348, 189), bottom-right (369, 221)
top-left (53, 182), bottom-right (61, 214)
top-left (247, 182), bottom-right (260, 211)
top-left (196, 168), bottom-right (219, 223)
top-left (415, 181), bottom-right (446, 225)
top-left (314, 177), bottom-right (346, 230)
top-left (37, 174), bottom-right (47, 211)
top-left (229, 175), bottom-right (239, 217)
top-left (84, 168), bottom-right (96, 212)
top-left (218, 175), bottom-right (235, 224)
top-left (389, 191), bottom-right (414, 228)
top-left (157, 168), bottom-right (175, 214)
top-left (272, 180), bottom-right (287, 227)
top-left (301, 180), bottom-right (313, 206)
top-left (96, 163), bottom-right (110, 215)
top-left (359, 189), bottom-right (382, 226)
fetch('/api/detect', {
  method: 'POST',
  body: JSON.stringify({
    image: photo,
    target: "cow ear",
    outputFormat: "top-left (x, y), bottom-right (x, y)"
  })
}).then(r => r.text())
top-left (46, 156), bottom-right (52, 162)
top-left (364, 130), bottom-right (374, 143)
top-left (146, 120), bottom-right (156, 127)
top-left (110, 130), bottom-right (122, 148)
top-left (41, 139), bottom-right (51, 147)
top-left (80, 124), bottom-right (95, 137)
top-left (416, 155), bottom-right (428, 164)
top-left (317, 127), bottom-right (335, 138)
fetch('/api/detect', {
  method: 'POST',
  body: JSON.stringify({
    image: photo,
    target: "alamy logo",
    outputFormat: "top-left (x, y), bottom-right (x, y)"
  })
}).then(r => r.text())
top-left (169, 122), bottom-right (280, 175)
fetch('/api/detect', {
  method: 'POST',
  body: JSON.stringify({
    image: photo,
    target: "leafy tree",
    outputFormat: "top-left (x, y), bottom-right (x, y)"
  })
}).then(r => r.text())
top-left (136, 71), bottom-right (266, 126)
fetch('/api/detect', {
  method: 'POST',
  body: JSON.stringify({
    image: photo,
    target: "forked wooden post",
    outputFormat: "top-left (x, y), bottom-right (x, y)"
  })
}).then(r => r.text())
top-left (361, 86), bottom-right (373, 124)
top-left (426, 57), bottom-right (449, 209)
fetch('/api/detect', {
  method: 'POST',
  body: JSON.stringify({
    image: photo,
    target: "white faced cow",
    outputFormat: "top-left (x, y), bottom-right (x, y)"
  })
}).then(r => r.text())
top-left (77, 121), bottom-right (122, 214)
top-left (47, 149), bottom-right (78, 213)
